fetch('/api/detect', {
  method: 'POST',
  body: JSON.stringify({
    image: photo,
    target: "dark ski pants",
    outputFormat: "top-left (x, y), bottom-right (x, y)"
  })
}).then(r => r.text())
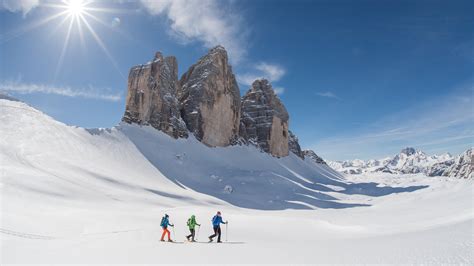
top-left (186, 228), bottom-right (195, 241)
top-left (209, 226), bottom-right (221, 242)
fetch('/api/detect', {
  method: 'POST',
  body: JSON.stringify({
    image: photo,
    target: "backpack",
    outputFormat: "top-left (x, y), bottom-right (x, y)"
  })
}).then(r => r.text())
top-left (160, 217), bottom-right (166, 227)
top-left (187, 218), bottom-right (191, 227)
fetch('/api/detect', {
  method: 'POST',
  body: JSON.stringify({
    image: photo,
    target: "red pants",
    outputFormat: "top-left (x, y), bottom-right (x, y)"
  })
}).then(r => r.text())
top-left (161, 227), bottom-right (171, 241)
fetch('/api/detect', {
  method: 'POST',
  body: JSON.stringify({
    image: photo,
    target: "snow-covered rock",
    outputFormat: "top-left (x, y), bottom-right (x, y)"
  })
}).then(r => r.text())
top-left (288, 130), bottom-right (304, 158)
top-left (303, 149), bottom-right (326, 165)
top-left (439, 148), bottom-right (473, 178)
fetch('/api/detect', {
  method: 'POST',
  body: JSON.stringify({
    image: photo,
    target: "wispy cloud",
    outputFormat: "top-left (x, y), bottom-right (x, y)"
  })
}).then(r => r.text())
top-left (316, 91), bottom-right (341, 100)
top-left (0, 80), bottom-right (122, 102)
top-left (0, 0), bottom-right (39, 15)
top-left (237, 62), bottom-right (286, 91)
top-left (139, 0), bottom-right (289, 93)
top-left (140, 0), bottom-right (246, 63)
top-left (237, 63), bottom-right (286, 94)
top-left (272, 87), bottom-right (285, 95)
top-left (311, 86), bottom-right (474, 160)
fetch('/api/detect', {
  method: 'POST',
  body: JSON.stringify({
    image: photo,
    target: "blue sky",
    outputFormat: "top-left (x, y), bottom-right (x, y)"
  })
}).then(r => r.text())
top-left (1, 0), bottom-right (473, 160)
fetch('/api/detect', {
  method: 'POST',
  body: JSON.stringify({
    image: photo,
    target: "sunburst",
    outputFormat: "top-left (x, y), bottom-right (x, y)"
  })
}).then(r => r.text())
top-left (48, 0), bottom-right (124, 80)
top-left (2, 0), bottom-right (125, 80)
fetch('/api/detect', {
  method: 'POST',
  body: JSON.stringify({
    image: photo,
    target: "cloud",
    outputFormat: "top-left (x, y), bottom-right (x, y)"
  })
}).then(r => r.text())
top-left (255, 62), bottom-right (285, 81)
top-left (139, 0), bottom-right (246, 63)
top-left (0, 80), bottom-right (122, 102)
top-left (1, 0), bottom-right (40, 15)
top-left (316, 91), bottom-right (341, 100)
top-left (310, 87), bottom-right (474, 160)
top-left (273, 87), bottom-right (285, 95)
top-left (237, 62), bottom-right (286, 85)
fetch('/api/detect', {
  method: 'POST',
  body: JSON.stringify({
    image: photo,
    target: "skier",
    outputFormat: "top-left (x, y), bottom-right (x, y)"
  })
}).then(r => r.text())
top-left (186, 214), bottom-right (201, 242)
top-left (208, 211), bottom-right (227, 243)
top-left (160, 214), bottom-right (174, 242)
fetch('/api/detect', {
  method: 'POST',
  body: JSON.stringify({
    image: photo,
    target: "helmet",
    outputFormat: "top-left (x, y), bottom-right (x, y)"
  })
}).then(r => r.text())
top-left (165, 214), bottom-right (169, 217)
top-left (217, 211), bottom-right (221, 215)
top-left (191, 215), bottom-right (195, 218)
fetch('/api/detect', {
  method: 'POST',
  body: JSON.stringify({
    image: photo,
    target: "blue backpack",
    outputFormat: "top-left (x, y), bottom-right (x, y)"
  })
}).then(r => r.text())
top-left (160, 217), bottom-right (166, 227)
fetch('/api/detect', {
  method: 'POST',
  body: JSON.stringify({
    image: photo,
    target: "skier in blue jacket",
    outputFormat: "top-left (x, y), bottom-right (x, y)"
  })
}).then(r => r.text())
top-left (160, 214), bottom-right (174, 242)
top-left (208, 211), bottom-right (227, 243)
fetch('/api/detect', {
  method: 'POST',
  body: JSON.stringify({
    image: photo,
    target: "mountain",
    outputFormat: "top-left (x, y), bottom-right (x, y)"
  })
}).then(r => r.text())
top-left (2, 96), bottom-right (473, 264)
top-left (0, 96), bottom-right (354, 210)
top-left (239, 79), bottom-right (289, 157)
top-left (122, 46), bottom-right (324, 160)
top-left (429, 148), bottom-right (473, 178)
top-left (328, 147), bottom-right (473, 178)
top-left (179, 45), bottom-right (241, 147)
top-left (122, 52), bottom-right (188, 138)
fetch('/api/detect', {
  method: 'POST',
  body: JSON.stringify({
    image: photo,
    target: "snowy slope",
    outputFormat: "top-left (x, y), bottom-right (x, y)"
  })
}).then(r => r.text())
top-left (1, 98), bottom-right (473, 264)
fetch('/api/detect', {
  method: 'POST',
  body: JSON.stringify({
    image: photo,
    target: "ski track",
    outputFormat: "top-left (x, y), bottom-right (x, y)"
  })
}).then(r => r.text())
top-left (0, 228), bottom-right (56, 240)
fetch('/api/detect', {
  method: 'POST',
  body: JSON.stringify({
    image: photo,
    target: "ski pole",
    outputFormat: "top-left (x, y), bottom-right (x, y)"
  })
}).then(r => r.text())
top-left (197, 225), bottom-right (200, 240)
top-left (172, 226), bottom-right (175, 240)
top-left (225, 222), bottom-right (228, 242)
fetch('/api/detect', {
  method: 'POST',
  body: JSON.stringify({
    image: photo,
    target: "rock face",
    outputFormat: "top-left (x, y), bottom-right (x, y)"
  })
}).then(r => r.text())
top-left (121, 46), bottom-right (326, 162)
top-left (179, 46), bottom-right (241, 147)
top-left (122, 52), bottom-right (188, 138)
top-left (303, 150), bottom-right (327, 165)
top-left (240, 79), bottom-right (289, 157)
top-left (288, 130), bottom-right (304, 158)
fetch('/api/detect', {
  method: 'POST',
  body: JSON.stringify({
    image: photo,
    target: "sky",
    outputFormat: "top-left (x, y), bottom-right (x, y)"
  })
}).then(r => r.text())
top-left (1, 0), bottom-right (473, 161)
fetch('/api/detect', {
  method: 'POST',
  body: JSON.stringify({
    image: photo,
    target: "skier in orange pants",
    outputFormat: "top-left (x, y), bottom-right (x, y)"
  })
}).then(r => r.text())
top-left (160, 214), bottom-right (174, 242)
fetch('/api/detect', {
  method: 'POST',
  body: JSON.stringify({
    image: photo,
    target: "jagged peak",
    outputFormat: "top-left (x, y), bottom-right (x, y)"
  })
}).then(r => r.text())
top-left (400, 147), bottom-right (417, 156)
top-left (249, 79), bottom-right (274, 94)
top-left (209, 45), bottom-right (227, 53)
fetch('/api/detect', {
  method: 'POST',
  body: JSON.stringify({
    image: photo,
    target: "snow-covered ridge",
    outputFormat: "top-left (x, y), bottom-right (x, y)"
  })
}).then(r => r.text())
top-left (329, 147), bottom-right (473, 178)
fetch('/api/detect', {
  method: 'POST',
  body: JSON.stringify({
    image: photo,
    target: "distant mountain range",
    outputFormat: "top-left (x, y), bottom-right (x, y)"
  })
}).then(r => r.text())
top-left (328, 147), bottom-right (473, 178)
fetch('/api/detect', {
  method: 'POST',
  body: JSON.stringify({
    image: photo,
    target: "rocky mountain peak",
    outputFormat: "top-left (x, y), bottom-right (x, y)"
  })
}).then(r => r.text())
top-left (239, 79), bottom-right (289, 157)
top-left (209, 45), bottom-right (227, 54)
top-left (154, 51), bottom-right (163, 60)
top-left (121, 47), bottom-right (321, 162)
top-left (179, 46), bottom-right (241, 147)
top-left (288, 130), bottom-right (304, 158)
top-left (303, 150), bottom-right (326, 165)
top-left (400, 147), bottom-right (417, 156)
top-left (328, 147), bottom-right (471, 178)
top-left (122, 51), bottom-right (188, 138)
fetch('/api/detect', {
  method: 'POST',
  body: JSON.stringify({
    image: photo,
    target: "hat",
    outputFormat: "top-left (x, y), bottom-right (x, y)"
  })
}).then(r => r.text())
top-left (217, 211), bottom-right (221, 215)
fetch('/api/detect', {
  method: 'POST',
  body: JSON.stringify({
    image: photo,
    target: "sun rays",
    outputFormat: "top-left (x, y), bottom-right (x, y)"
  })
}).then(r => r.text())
top-left (2, 0), bottom-right (125, 80)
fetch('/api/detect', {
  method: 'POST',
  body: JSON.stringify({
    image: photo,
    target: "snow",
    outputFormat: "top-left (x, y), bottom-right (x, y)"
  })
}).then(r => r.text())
top-left (328, 148), bottom-right (464, 176)
top-left (1, 98), bottom-right (473, 264)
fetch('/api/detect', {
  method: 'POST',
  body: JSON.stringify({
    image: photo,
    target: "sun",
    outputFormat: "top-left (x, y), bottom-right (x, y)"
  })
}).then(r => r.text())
top-left (6, 0), bottom-right (124, 80)
top-left (65, 0), bottom-right (86, 16)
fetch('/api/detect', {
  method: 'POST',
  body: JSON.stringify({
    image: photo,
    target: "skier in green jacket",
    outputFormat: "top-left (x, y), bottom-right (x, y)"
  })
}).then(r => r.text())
top-left (186, 215), bottom-right (201, 242)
